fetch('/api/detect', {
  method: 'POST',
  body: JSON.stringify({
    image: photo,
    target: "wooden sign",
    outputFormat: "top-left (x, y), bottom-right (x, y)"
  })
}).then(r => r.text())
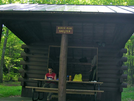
top-left (56, 26), bottom-right (73, 34)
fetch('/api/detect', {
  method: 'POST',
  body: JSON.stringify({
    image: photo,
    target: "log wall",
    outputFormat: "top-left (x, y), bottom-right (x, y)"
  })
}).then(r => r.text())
top-left (19, 44), bottom-right (49, 97)
top-left (19, 43), bottom-right (127, 101)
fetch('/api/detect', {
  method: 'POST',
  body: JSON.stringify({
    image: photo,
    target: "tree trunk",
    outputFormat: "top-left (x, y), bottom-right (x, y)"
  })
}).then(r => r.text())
top-left (0, 28), bottom-right (8, 83)
top-left (128, 45), bottom-right (131, 85)
top-left (132, 45), bottom-right (134, 84)
top-left (129, 45), bottom-right (133, 86)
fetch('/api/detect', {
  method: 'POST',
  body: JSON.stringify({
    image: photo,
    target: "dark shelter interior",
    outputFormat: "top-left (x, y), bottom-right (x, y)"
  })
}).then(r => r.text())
top-left (49, 46), bottom-right (97, 81)
top-left (0, 4), bottom-right (134, 101)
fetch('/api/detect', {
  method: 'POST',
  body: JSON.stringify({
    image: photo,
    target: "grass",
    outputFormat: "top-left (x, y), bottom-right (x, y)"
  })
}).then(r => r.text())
top-left (122, 86), bottom-right (134, 101)
top-left (0, 82), bottom-right (21, 98)
top-left (0, 81), bottom-right (134, 100)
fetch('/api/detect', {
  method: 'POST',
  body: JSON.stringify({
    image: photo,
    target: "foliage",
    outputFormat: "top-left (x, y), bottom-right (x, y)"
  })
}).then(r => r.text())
top-left (0, 0), bottom-right (134, 5)
top-left (0, 82), bottom-right (21, 98)
top-left (124, 35), bottom-right (134, 85)
top-left (0, 26), bottom-right (24, 82)
top-left (122, 86), bottom-right (134, 101)
top-left (3, 72), bottom-right (21, 81)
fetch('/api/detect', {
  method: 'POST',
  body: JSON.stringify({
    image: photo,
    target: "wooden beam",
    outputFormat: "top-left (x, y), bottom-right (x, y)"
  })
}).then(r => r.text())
top-left (1, 13), bottom-right (134, 24)
top-left (58, 21), bottom-right (68, 101)
top-left (50, 45), bottom-right (98, 49)
top-left (4, 23), bottom-right (30, 44)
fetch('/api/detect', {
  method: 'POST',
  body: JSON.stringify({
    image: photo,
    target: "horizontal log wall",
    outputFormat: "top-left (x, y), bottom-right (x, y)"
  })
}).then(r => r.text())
top-left (64, 47), bottom-right (126, 101)
top-left (20, 43), bottom-right (127, 101)
top-left (96, 48), bottom-right (126, 101)
top-left (20, 44), bottom-right (49, 97)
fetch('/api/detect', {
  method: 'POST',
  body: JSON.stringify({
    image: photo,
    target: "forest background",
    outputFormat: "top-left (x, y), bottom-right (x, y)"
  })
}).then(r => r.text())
top-left (0, 0), bottom-right (134, 86)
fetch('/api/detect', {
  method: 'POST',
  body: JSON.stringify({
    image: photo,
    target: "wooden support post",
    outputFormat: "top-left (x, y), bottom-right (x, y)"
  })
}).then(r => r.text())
top-left (0, 21), bottom-right (3, 83)
top-left (0, 20), bottom-right (2, 43)
top-left (58, 22), bottom-right (68, 101)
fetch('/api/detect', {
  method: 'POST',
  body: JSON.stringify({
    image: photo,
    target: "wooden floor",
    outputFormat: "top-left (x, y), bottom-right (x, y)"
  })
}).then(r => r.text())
top-left (0, 97), bottom-right (32, 101)
top-left (0, 97), bottom-right (85, 101)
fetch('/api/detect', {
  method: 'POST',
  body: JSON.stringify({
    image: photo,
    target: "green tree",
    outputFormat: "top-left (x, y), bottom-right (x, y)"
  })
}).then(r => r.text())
top-left (0, 26), bottom-right (24, 82)
top-left (124, 35), bottom-right (134, 85)
top-left (0, 0), bottom-right (134, 5)
top-left (0, 27), bottom-right (8, 83)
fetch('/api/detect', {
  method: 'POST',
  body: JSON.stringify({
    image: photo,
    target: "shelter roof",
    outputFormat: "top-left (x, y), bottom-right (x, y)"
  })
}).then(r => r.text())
top-left (0, 4), bottom-right (134, 14)
top-left (0, 4), bottom-right (134, 48)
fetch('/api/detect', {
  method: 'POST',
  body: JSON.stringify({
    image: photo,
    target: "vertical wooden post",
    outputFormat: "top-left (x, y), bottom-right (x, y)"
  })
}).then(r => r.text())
top-left (0, 21), bottom-right (3, 83)
top-left (58, 21), bottom-right (68, 101)
top-left (0, 20), bottom-right (2, 43)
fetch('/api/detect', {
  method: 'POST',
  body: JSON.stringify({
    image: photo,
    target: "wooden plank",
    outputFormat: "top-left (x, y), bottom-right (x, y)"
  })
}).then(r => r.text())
top-left (99, 78), bottom-right (119, 83)
top-left (67, 62), bottom-right (91, 65)
top-left (59, 54), bottom-right (119, 58)
top-left (100, 83), bottom-right (121, 87)
top-left (22, 70), bottom-right (47, 74)
top-left (98, 70), bottom-right (120, 74)
top-left (50, 45), bottom-right (97, 49)
top-left (49, 61), bottom-right (91, 65)
top-left (19, 79), bottom-right (103, 87)
top-left (66, 89), bottom-right (104, 93)
top-left (26, 50), bottom-right (48, 54)
top-left (24, 74), bottom-right (45, 78)
top-left (98, 66), bottom-right (120, 70)
top-left (21, 52), bottom-right (48, 58)
top-left (50, 44), bottom-right (118, 49)
top-left (34, 79), bottom-right (59, 82)
top-left (99, 87), bottom-right (119, 91)
top-left (23, 57), bottom-right (48, 62)
top-left (23, 82), bottom-right (39, 87)
top-left (67, 81), bottom-right (103, 84)
top-left (23, 82), bottom-right (95, 89)
top-left (23, 48), bottom-right (49, 54)
top-left (98, 63), bottom-right (117, 66)
top-left (66, 91), bottom-right (95, 95)
top-left (2, 14), bottom-right (133, 24)
top-left (18, 78), bottom-right (37, 82)
top-left (36, 89), bottom-right (95, 95)
top-left (21, 44), bottom-right (49, 50)
top-left (33, 79), bottom-right (103, 84)
top-left (25, 86), bottom-right (104, 93)
top-left (62, 56), bottom-right (117, 60)
top-left (25, 86), bottom-right (58, 90)
top-left (98, 74), bottom-right (121, 78)
top-left (23, 65), bottom-right (47, 71)
top-left (20, 61), bottom-right (47, 66)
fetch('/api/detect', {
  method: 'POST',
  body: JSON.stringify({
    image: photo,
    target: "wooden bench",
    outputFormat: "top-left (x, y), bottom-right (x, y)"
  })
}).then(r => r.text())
top-left (26, 86), bottom-right (104, 95)
top-left (25, 79), bottom-right (104, 101)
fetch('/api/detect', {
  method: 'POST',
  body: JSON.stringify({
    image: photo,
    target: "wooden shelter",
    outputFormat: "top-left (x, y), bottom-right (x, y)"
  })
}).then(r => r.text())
top-left (0, 4), bottom-right (134, 101)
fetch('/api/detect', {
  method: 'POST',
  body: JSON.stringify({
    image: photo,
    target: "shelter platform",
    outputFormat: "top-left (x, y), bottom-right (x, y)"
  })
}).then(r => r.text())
top-left (0, 97), bottom-right (81, 101)
top-left (0, 97), bottom-right (31, 101)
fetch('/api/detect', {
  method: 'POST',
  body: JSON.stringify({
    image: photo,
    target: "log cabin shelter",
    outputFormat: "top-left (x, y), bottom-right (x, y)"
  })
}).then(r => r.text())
top-left (0, 4), bottom-right (134, 101)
